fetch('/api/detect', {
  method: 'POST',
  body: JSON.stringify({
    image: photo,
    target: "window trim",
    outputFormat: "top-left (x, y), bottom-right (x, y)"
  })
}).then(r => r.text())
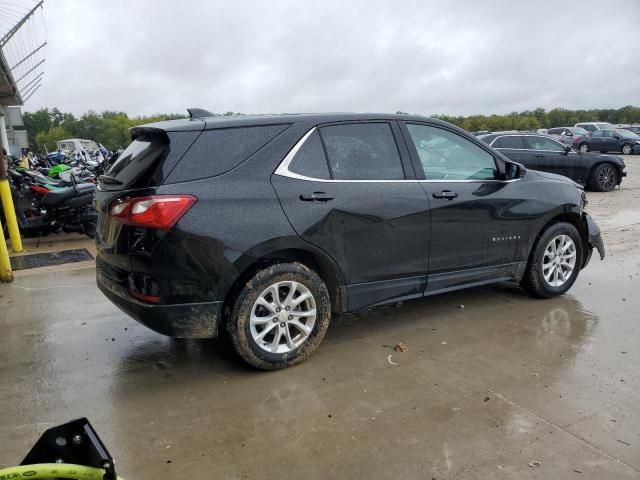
top-left (489, 134), bottom-right (568, 153)
top-left (275, 125), bottom-right (520, 183)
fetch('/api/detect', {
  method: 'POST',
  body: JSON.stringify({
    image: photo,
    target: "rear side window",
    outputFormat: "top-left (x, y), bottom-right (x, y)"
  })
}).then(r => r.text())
top-left (288, 130), bottom-right (330, 179)
top-left (492, 136), bottom-right (526, 149)
top-left (165, 124), bottom-right (289, 184)
top-left (524, 136), bottom-right (565, 152)
top-left (319, 123), bottom-right (405, 180)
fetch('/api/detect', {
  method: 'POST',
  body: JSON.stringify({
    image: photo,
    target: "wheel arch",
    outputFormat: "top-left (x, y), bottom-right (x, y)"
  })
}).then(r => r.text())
top-left (529, 211), bottom-right (590, 268)
top-left (226, 241), bottom-right (345, 321)
top-left (587, 160), bottom-right (623, 187)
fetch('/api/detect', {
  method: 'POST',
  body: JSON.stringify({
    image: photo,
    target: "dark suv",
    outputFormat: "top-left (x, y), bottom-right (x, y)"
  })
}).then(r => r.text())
top-left (95, 111), bottom-right (605, 369)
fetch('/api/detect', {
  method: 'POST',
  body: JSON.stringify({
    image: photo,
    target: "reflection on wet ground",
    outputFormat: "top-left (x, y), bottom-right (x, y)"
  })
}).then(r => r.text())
top-left (2, 157), bottom-right (640, 479)
top-left (1, 251), bottom-right (638, 479)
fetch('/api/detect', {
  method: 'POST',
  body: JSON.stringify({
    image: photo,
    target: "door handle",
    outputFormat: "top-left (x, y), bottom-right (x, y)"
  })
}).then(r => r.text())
top-left (432, 190), bottom-right (458, 200)
top-left (299, 192), bottom-right (334, 202)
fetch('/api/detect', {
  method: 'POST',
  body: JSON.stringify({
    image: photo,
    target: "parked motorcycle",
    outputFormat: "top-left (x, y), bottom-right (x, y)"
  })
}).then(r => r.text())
top-left (4, 167), bottom-right (98, 238)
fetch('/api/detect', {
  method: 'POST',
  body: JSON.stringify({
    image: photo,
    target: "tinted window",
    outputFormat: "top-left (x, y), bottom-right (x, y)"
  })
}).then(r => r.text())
top-left (104, 133), bottom-right (169, 191)
top-left (524, 136), bottom-right (565, 152)
top-left (572, 127), bottom-right (589, 135)
top-left (165, 124), bottom-right (289, 183)
top-left (288, 130), bottom-right (330, 179)
top-left (579, 124), bottom-right (597, 132)
top-left (319, 123), bottom-right (404, 180)
top-left (492, 136), bottom-right (526, 149)
top-left (602, 130), bottom-right (615, 138)
top-left (591, 130), bottom-right (604, 137)
top-left (406, 124), bottom-right (497, 180)
top-left (547, 128), bottom-right (560, 135)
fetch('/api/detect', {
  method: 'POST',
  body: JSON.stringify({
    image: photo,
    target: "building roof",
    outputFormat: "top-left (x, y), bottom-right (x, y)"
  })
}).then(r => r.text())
top-left (0, 47), bottom-right (22, 106)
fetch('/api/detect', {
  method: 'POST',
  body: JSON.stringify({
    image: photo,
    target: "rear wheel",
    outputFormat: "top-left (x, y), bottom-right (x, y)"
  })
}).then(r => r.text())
top-left (589, 163), bottom-right (618, 192)
top-left (578, 143), bottom-right (589, 153)
top-left (521, 222), bottom-right (583, 298)
top-left (621, 143), bottom-right (633, 155)
top-left (226, 262), bottom-right (331, 370)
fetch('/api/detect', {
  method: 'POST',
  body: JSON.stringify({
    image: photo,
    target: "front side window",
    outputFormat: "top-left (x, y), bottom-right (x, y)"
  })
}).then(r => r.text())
top-left (406, 123), bottom-right (497, 180)
top-left (591, 130), bottom-right (604, 138)
top-left (524, 136), bottom-right (565, 152)
top-left (319, 123), bottom-right (405, 180)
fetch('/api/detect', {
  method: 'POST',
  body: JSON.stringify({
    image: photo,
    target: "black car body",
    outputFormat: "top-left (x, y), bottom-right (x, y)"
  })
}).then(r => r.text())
top-left (479, 133), bottom-right (626, 192)
top-left (95, 112), bottom-right (605, 368)
top-left (585, 129), bottom-right (640, 155)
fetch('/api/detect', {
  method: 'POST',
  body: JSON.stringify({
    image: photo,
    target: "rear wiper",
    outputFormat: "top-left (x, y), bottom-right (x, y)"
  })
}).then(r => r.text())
top-left (98, 175), bottom-right (123, 185)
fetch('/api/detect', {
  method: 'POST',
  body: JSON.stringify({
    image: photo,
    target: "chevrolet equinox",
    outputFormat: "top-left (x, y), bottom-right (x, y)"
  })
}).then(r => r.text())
top-left (96, 111), bottom-right (605, 369)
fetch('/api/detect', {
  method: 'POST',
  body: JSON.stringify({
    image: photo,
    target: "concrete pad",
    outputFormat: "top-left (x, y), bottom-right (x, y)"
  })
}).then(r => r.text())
top-left (1, 156), bottom-right (639, 479)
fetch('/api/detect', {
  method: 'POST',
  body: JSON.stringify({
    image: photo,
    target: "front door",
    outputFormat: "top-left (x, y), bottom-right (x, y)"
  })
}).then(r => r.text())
top-left (400, 122), bottom-right (531, 292)
top-left (271, 122), bottom-right (431, 310)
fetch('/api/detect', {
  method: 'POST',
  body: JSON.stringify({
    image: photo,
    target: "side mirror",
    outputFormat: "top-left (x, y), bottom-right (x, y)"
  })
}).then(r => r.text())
top-left (506, 162), bottom-right (526, 180)
top-left (613, 135), bottom-right (621, 140)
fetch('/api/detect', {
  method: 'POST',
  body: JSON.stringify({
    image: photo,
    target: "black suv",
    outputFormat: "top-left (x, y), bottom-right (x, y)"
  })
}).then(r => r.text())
top-left (96, 111), bottom-right (605, 369)
top-left (479, 133), bottom-right (626, 192)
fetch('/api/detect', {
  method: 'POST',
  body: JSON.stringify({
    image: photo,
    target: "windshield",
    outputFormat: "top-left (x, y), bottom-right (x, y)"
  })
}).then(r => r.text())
top-left (616, 129), bottom-right (639, 139)
top-left (80, 140), bottom-right (100, 151)
top-left (571, 127), bottom-right (589, 135)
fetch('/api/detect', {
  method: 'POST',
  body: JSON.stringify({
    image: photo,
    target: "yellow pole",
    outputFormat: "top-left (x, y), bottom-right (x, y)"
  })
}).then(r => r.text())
top-left (0, 216), bottom-right (12, 282)
top-left (0, 144), bottom-right (23, 252)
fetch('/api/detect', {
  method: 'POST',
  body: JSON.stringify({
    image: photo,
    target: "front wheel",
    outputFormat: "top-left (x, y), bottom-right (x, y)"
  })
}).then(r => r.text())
top-left (621, 143), bottom-right (633, 155)
top-left (589, 162), bottom-right (618, 192)
top-left (521, 222), bottom-right (583, 298)
top-left (578, 143), bottom-right (589, 153)
top-left (226, 262), bottom-right (331, 370)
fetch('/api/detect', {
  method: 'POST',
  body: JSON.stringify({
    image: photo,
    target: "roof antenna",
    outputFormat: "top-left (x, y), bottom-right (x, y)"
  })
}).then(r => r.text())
top-left (187, 108), bottom-right (215, 119)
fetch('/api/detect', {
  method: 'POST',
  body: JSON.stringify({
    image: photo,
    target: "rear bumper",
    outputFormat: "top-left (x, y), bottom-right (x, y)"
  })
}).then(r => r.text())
top-left (97, 270), bottom-right (222, 338)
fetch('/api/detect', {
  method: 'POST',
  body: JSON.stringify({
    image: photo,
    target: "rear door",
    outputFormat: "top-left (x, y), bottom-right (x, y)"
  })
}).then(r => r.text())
top-left (400, 122), bottom-right (531, 292)
top-left (271, 121), bottom-right (431, 310)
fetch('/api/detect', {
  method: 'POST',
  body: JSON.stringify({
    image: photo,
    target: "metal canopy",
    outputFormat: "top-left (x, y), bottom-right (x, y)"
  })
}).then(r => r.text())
top-left (0, 48), bottom-right (22, 106)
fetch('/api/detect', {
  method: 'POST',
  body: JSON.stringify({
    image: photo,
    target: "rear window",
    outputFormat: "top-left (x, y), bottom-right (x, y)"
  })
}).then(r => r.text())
top-left (164, 124), bottom-right (289, 184)
top-left (101, 130), bottom-right (201, 191)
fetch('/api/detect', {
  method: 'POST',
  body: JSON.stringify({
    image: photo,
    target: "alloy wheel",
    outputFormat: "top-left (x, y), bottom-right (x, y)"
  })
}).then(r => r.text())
top-left (622, 144), bottom-right (632, 155)
top-left (249, 281), bottom-right (317, 354)
top-left (597, 165), bottom-right (616, 190)
top-left (579, 144), bottom-right (589, 153)
top-left (542, 234), bottom-right (577, 287)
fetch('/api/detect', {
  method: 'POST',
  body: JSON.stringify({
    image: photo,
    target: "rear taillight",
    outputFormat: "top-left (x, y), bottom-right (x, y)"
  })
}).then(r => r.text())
top-left (109, 195), bottom-right (197, 230)
top-left (30, 185), bottom-right (50, 196)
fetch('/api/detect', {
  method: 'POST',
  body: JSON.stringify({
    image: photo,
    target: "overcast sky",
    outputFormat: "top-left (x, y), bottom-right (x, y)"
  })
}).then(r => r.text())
top-left (8, 0), bottom-right (640, 117)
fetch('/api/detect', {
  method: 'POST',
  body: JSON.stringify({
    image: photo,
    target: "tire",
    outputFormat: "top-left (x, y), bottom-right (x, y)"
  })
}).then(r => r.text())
top-left (226, 262), bottom-right (331, 370)
top-left (621, 143), bottom-right (633, 155)
top-left (578, 143), bottom-right (589, 153)
top-left (521, 222), bottom-right (584, 299)
top-left (589, 162), bottom-right (618, 192)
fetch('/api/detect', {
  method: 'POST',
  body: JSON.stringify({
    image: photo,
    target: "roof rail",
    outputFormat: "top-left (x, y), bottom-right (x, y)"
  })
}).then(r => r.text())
top-left (187, 108), bottom-right (215, 119)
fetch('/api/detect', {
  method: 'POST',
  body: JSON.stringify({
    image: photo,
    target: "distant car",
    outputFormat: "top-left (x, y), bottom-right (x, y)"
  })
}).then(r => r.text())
top-left (575, 122), bottom-right (614, 132)
top-left (620, 126), bottom-right (640, 135)
top-left (479, 133), bottom-right (626, 192)
top-left (547, 127), bottom-right (590, 148)
top-left (585, 129), bottom-right (640, 155)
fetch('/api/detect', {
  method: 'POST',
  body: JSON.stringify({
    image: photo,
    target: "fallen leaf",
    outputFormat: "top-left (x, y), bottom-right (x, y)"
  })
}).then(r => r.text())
top-left (394, 342), bottom-right (408, 353)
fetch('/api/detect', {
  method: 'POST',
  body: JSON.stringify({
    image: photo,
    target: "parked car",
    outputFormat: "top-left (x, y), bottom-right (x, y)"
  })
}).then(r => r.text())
top-left (620, 125), bottom-right (640, 135)
top-left (575, 122), bottom-right (614, 132)
top-left (479, 133), bottom-right (626, 192)
top-left (95, 111), bottom-right (605, 369)
top-left (547, 127), bottom-right (590, 148)
top-left (585, 129), bottom-right (640, 155)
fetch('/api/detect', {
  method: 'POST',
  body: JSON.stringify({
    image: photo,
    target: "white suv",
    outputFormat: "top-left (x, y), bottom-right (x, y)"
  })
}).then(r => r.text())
top-left (575, 122), bottom-right (614, 132)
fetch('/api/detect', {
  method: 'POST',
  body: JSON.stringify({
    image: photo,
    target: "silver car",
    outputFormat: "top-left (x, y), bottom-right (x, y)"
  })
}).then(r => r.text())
top-left (547, 126), bottom-right (590, 147)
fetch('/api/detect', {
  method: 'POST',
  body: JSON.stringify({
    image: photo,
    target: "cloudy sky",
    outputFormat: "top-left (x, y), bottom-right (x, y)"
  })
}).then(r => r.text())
top-left (5, 0), bottom-right (640, 116)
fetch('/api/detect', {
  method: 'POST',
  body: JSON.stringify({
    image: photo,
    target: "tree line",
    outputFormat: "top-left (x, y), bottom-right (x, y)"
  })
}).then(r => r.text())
top-left (22, 105), bottom-right (640, 153)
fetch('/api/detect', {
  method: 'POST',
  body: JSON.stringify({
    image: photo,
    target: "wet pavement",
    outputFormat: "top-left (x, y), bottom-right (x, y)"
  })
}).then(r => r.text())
top-left (1, 157), bottom-right (639, 479)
